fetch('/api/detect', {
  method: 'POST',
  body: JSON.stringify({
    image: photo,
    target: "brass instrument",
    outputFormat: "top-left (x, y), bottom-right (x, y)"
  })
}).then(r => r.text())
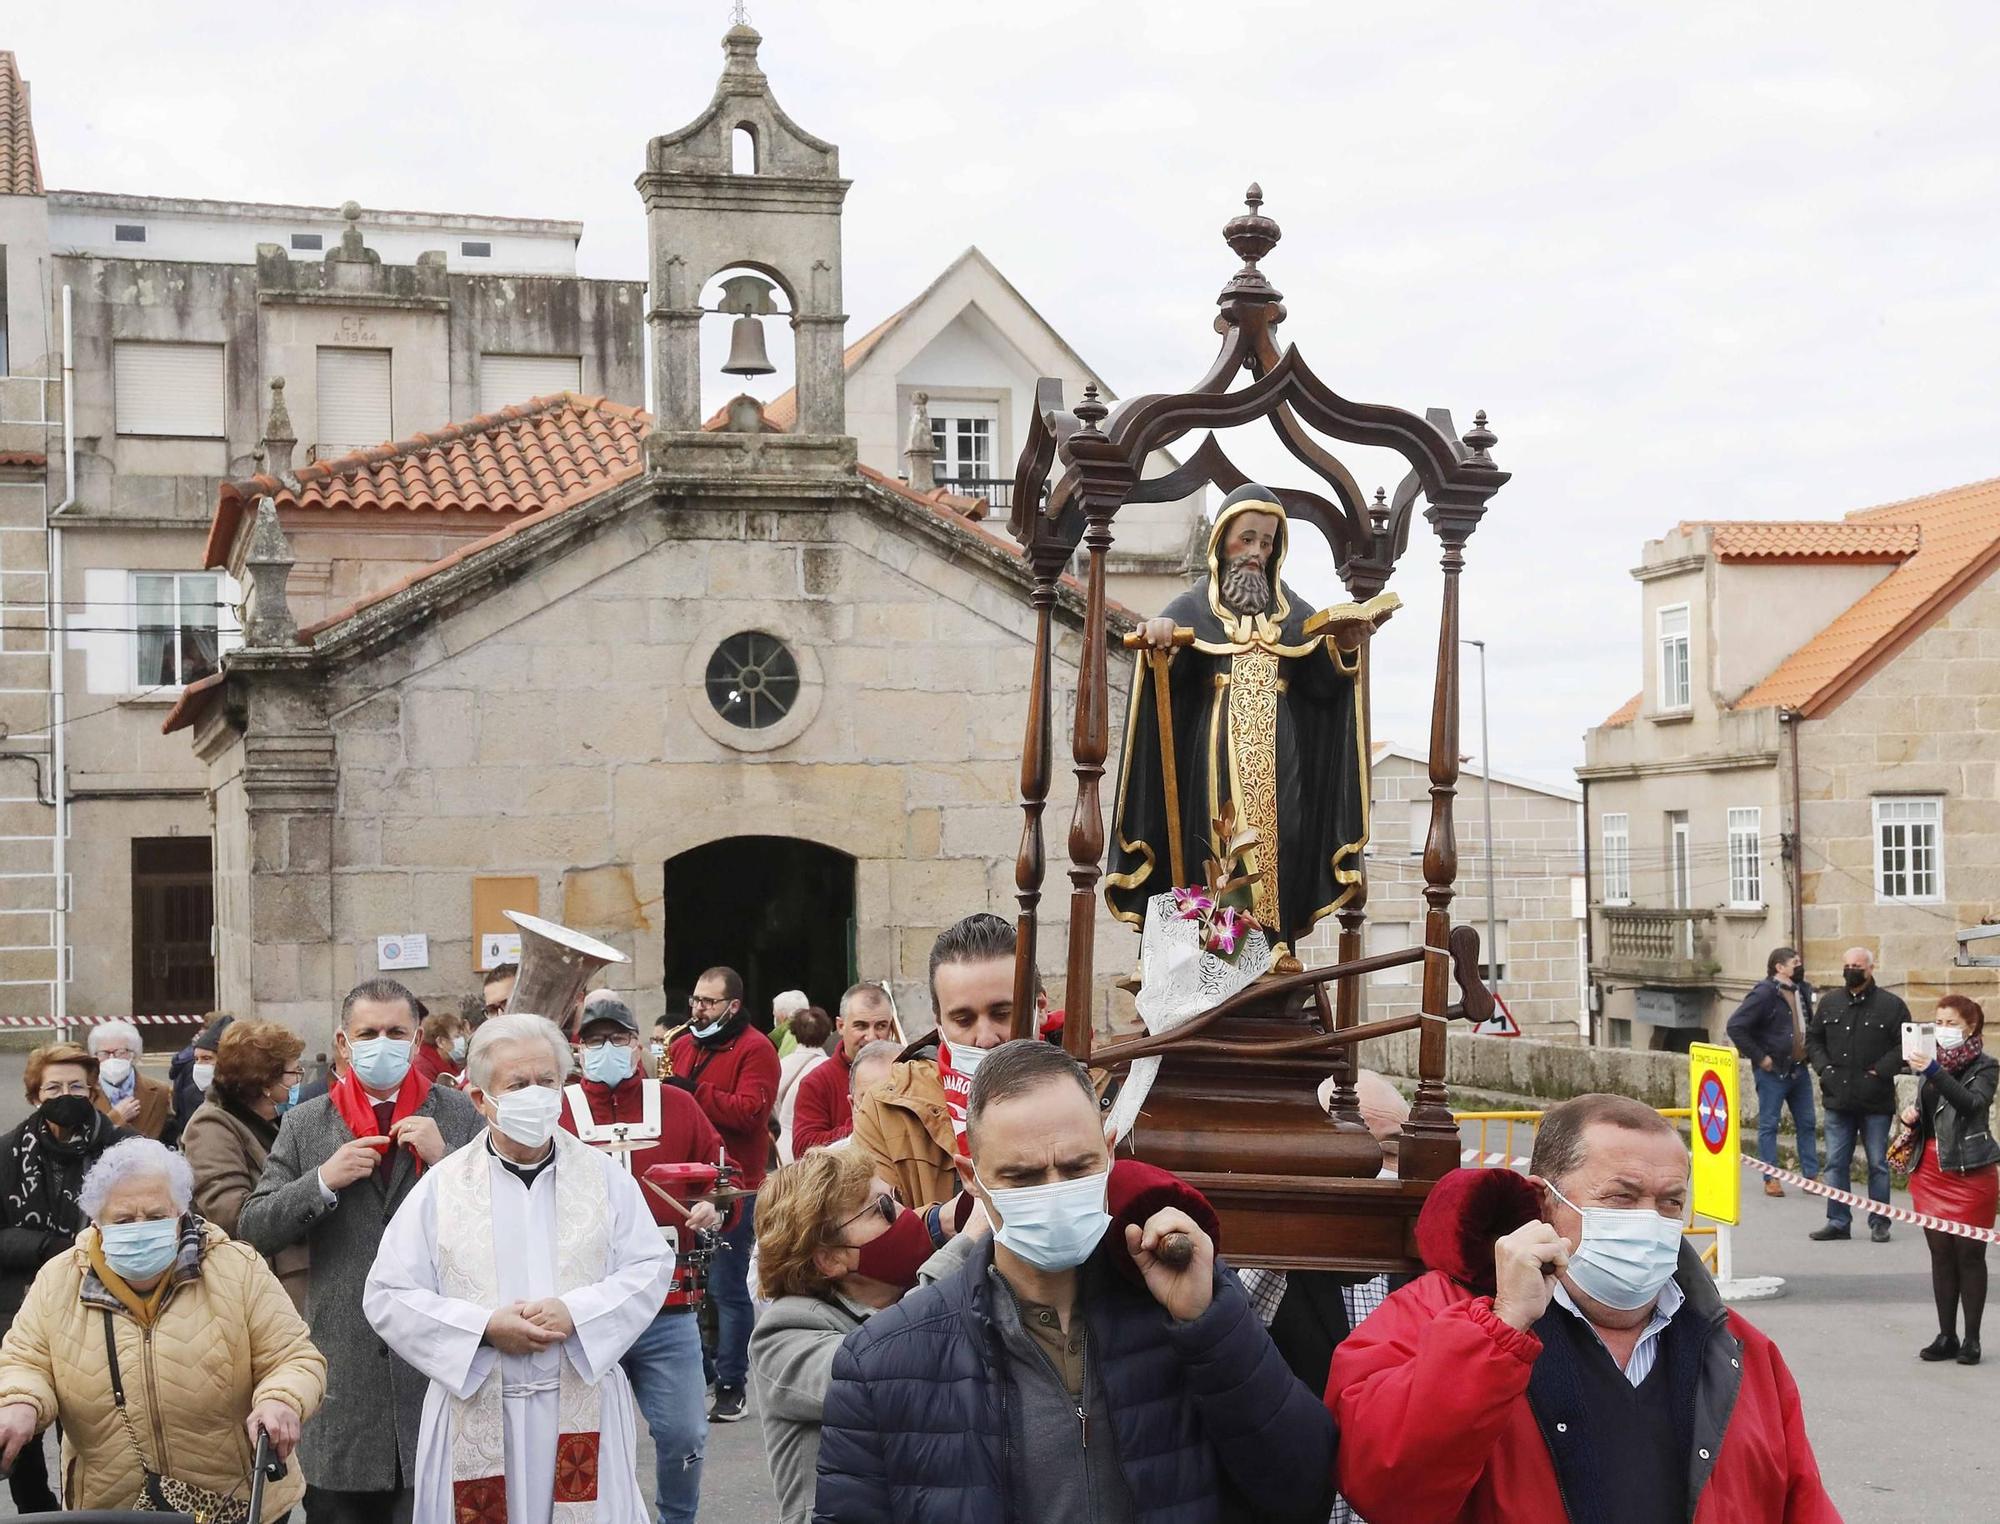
top-left (502, 910), bottom-right (630, 1031)
top-left (654, 1021), bottom-right (691, 1078)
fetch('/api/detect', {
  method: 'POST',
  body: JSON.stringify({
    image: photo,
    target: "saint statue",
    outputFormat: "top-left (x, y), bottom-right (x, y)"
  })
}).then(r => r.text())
top-left (1106, 484), bottom-right (1396, 963)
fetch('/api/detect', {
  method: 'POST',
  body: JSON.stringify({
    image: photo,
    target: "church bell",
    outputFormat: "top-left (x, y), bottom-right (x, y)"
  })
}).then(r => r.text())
top-left (721, 313), bottom-right (776, 377)
top-left (716, 272), bottom-right (781, 378)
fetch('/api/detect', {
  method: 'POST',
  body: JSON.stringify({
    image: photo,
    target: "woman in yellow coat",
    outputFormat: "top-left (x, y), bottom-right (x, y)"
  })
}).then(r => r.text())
top-left (0, 1136), bottom-right (324, 1521)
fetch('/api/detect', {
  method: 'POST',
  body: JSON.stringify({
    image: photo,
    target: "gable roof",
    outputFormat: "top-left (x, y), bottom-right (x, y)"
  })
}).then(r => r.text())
top-left (1373, 740), bottom-right (1581, 802)
top-left (0, 51), bottom-right (43, 196)
top-left (1733, 476), bottom-right (2000, 715)
top-left (1599, 692), bottom-right (1642, 728)
top-left (203, 393), bottom-right (650, 568)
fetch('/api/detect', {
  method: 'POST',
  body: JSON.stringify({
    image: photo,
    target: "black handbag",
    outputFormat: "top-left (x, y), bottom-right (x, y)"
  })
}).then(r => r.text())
top-left (102, 1309), bottom-right (253, 1524)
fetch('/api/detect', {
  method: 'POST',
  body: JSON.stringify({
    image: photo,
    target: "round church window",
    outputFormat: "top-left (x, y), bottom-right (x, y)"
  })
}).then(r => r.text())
top-left (704, 631), bottom-right (800, 729)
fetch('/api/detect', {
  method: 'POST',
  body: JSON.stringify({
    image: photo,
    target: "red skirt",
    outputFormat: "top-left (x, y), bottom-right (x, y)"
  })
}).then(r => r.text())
top-left (1909, 1140), bottom-right (1999, 1230)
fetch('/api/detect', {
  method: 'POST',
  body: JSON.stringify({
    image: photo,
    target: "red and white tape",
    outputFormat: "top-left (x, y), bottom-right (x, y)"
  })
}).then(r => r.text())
top-left (1742, 1156), bottom-right (2000, 1245)
top-left (0, 1014), bottom-right (206, 1029)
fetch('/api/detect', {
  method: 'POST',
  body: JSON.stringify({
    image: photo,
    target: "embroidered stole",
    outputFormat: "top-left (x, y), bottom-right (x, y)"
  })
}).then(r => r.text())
top-left (435, 1128), bottom-right (610, 1523)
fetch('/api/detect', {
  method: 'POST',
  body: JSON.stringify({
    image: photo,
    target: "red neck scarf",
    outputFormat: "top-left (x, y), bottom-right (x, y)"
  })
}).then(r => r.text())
top-left (329, 1062), bottom-right (435, 1175)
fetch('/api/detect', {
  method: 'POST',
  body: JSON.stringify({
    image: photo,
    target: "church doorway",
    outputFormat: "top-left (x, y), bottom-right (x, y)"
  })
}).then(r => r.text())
top-left (661, 837), bottom-right (856, 1034)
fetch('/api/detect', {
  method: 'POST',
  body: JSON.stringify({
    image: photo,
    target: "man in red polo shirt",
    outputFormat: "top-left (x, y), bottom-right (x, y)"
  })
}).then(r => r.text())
top-left (667, 966), bottom-right (778, 1424)
top-left (791, 981), bottom-right (901, 1155)
top-left (561, 996), bottom-right (726, 1522)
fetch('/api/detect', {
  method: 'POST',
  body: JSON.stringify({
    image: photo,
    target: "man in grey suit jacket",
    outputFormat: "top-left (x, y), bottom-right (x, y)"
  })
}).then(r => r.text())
top-left (241, 977), bottom-right (484, 1524)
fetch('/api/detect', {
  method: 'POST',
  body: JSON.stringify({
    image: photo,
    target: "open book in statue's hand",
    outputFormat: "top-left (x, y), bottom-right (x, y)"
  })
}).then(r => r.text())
top-left (1301, 589), bottom-right (1402, 647)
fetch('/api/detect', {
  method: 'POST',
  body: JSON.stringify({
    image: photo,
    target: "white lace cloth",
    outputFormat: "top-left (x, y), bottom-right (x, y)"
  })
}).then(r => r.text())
top-left (1107, 894), bottom-right (1272, 1144)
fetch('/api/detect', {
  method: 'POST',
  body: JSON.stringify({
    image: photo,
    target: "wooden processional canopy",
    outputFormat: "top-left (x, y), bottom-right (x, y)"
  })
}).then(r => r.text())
top-left (1001, 187), bottom-right (1511, 1271)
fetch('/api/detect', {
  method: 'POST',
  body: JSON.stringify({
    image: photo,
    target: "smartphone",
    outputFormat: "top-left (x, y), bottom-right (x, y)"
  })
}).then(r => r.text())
top-left (1902, 1021), bottom-right (1937, 1065)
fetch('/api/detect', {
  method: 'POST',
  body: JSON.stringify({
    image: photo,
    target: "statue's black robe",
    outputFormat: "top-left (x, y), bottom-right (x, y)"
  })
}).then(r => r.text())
top-left (1105, 574), bottom-right (1370, 951)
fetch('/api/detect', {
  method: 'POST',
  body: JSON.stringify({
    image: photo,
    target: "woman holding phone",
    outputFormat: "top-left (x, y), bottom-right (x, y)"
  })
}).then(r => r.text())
top-left (1902, 994), bottom-right (1999, 1365)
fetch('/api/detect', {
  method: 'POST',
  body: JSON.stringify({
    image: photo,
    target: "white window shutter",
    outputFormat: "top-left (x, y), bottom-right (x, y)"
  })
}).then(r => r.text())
top-left (316, 348), bottom-right (394, 458)
top-left (479, 353), bottom-right (582, 414)
top-left (113, 342), bottom-right (226, 436)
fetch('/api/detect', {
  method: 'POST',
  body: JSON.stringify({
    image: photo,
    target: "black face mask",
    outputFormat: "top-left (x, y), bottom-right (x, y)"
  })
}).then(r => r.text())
top-left (1843, 968), bottom-right (1868, 992)
top-left (38, 1095), bottom-right (96, 1132)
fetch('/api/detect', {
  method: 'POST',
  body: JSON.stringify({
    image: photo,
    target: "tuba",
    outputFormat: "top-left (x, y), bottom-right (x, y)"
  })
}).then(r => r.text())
top-left (502, 910), bottom-right (630, 1033)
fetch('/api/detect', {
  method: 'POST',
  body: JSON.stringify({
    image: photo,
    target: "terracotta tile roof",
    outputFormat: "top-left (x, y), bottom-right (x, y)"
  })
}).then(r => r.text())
top-left (1734, 475), bottom-right (2000, 716)
top-left (158, 671), bottom-right (224, 737)
top-left (1674, 519), bottom-right (1921, 562)
top-left (1600, 691), bottom-right (1642, 728)
top-left (702, 305), bottom-right (909, 433)
top-left (0, 53), bottom-right (42, 197)
top-left (203, 393), bottom-right (649, 568)
top-left (0, 450), bottom-right (47, 470)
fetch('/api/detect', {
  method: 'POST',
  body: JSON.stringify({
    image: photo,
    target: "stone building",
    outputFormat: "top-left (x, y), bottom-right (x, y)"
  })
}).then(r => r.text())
top-left (164, 24), bottom-right (1141, 1036)
top-left (1299, 743), bottom-right (1586, 1041)
top-left (1579, 480), bottom-right (2000, 1049)
top-left (0, 47), bottom-right (644, 1023)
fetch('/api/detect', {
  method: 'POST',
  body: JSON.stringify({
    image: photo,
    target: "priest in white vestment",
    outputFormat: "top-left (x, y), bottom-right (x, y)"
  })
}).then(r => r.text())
top-left (364, 1012), bottom-right (671, 1524)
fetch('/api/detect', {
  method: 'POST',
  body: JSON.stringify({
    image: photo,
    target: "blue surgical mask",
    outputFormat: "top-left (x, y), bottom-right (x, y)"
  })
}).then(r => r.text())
top-left (583, 1042), bottom-right (635, 1086)
top-left (976, 1167), bottom-right (1113, 1272)
top-left (1548, 1182), bottom-right (1684, 1311)
top-left (449, 1036), bottom-right (468, 1063)
top-left (690, 1018), bottom-right (728, 1041)
top-left (100, 1218), bottom-right (181, 1282)
top-left (348, 1036), bottom-right (413, 1092)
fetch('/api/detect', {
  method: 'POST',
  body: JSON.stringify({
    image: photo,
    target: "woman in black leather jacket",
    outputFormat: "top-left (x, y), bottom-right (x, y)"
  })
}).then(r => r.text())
top-left (1901, 994), bottom-right (1999, 1366)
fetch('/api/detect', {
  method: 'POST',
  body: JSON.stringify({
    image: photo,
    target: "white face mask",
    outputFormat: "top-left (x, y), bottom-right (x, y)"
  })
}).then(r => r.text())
top-left (1547, 1181), bottom-right (1684, 1311)
top-left (98, 1057), bottom-right (134, 1087)
top-left (976, 1167), bottom-right (1113, 1272)
top-left (191, 1062), bottom-right (216, 1090)
top-left (1936, 1027), bottom-right (1966, 1051)
top-left (490, 1084), bottom-right (563, 1150)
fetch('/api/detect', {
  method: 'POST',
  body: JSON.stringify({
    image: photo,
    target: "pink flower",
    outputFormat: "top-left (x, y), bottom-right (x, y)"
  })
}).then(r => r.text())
top-left (1172, 886), bottom-right (1215, 921)
top-left (1206, 906), bottom-right (1248, 955)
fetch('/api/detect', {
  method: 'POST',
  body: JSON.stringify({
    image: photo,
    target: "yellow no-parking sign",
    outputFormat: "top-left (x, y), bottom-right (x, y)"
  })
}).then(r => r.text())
top-left (1689, 1042), bottom-right (1740, 1225)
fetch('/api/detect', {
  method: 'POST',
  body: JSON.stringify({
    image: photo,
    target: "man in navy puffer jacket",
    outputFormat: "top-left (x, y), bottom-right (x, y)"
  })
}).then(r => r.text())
top-left (814, 1039), bottom-right (1336, 1523)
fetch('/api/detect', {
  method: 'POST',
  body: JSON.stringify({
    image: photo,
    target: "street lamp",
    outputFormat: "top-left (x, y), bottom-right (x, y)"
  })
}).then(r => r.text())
top-left (1461, 638), bottom-right (1499, 1002)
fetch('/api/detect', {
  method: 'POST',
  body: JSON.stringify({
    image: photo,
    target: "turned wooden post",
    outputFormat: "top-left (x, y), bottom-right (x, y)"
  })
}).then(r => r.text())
top-left (1012, 545), bottom-right (1062, 1038)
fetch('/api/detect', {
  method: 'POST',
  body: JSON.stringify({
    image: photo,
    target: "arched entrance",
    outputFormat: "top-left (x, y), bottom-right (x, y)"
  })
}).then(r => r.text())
top-left (661, 837), bottom-right (856, 1030)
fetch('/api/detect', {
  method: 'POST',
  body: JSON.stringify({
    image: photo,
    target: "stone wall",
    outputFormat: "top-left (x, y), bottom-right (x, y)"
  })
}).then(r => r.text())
top-left (1797, 574), bottom-right (2000, 1010)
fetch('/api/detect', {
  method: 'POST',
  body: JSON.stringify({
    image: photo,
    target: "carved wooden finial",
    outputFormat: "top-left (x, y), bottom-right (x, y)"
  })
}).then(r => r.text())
top-left (1221, 185), bottom-right (1282, 297)
top-left (1370, 486), bottom-right (1389, 532)
top-left (1463, 408), bottom-right (1498, 465)
top-left (1074, 384), bottom-right (1108, 434)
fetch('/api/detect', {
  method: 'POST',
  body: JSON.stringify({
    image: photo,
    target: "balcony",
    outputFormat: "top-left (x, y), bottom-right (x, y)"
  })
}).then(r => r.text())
top-left (1594, 905), bottom-right (1719, 986)
top-left (935, 475), bottom-right (1014, 511)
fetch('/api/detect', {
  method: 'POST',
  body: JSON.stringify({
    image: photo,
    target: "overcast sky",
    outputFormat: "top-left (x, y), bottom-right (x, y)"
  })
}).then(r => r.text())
top-left (14, 2), bottom-right (2000, 786)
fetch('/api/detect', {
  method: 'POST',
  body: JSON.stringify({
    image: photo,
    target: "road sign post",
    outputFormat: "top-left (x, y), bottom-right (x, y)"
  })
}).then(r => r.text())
top-left (1688, 1042), bottom-right (1783, 1301)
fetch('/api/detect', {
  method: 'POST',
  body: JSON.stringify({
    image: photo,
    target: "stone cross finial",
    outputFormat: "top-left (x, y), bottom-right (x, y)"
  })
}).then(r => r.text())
top-left (242, 498), bottom-right (298, 648)
top-left (904, 392), bottom-right (937, 493)
top-left (260, 377), bottom-right (296, 479)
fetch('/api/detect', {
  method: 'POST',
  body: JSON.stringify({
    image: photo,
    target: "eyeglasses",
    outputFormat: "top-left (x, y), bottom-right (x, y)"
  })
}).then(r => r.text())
top-left (95, 1048), bottom-right (140, 1062)
top-left (578, 1033), bottom-right (637, 1051)
top-left (832, 1194), bottom-right (897, 1241)
top-left (688, 995), bottom-right (733, 1013)
top-left (483, 999), bottom-right (508, 1016)
top-left (37, 1081), bottom-right (92, 1099)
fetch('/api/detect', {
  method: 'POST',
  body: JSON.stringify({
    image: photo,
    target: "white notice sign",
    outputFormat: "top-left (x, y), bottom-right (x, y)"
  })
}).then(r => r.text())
top-left (480, 932), bottom-right (523, 970)
top-left (377, 933), bottom-right (431, 971)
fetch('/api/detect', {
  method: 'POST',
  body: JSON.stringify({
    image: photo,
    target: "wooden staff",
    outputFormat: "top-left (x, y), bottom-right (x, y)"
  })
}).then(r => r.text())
top-left (1120, 627), bottom-right (1196, 887)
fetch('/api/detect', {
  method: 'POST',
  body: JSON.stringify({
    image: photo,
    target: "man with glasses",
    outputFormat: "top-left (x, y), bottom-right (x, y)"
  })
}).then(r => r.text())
top-left (481, 961), bottom-right (519, 1021)
top-left (668, 967), bottom-right (779, 1424)
top-left (560, 996), bottom-right (728, 1523)
top-left (87, 1018), bottom-right (179, 1145)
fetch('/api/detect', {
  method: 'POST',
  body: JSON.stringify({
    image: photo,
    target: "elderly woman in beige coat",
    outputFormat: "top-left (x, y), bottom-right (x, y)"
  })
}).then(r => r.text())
top-left (0, 1137), bottom-right (324, 1521)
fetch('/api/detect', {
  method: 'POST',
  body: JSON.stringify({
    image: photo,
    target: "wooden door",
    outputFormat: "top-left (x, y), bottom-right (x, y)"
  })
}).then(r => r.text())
top-left (131, 837), bottom-right (215, 1015)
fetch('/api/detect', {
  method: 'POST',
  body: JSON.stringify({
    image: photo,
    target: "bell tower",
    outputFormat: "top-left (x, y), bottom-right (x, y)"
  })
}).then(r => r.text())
top-left (639, 22), bottom-right (852, 465)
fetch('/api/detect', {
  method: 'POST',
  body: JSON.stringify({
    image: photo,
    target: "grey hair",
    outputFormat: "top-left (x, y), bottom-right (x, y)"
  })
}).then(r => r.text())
top-left (965, 1038), bottom-right (1095, 1145)
top-left (849, 1040), bottom-right (902, 1095)
top-left (87, 1020), bottom-right (144, 1057)
top-left (80, 1137), bottom-right (193, 1222)
top-left (341, 977), bottom-right (420, 1030)
top-left (772, 989), bottom-right (810, 1019)
top-left (466, 1012), bottom-right (573, 1092)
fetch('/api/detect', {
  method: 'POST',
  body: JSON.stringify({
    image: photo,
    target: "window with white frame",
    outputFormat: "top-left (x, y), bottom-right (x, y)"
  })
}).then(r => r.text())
top-left (316, 346), bottom-right (393, 458)
top-left (929, 400), bottom-right (999, 485)
top-left (1601, 813), bottom-right (1631, 903)
top-left (134, 572), bottom-right (233, 690)
top-left (1874, 797), bottom-right (1943, 903)
top-left (1369, 919), bottom-right (1418, 984)
top-left (1656, 604), bottom-right (1691, 710)
top-left (113, 341), bottom-right (226, 437)
top-left (1727, 807), bottom-right (1763, 907)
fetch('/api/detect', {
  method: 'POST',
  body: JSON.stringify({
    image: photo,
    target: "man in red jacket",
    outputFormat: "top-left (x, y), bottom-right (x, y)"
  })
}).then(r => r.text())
top-left (1329, 1093), bottom-right (1838, 1524)
top-left (790, 981), bottom-right (901, 1155)
top-left (561, 995), bottom-right (726, 1521)
top-left (667, 965), bottom-right (778, 1425)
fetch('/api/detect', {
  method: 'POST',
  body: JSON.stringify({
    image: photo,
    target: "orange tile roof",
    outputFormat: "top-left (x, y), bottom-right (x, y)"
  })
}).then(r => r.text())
top-left (0, 53), bottom-right (42, 197)
top-left (1734, 475), bottom-right (2000, 715)
top-left (702, 305), bottom-right (909, 433)
top-left (203, 393), bottom-right (649, 569)
top-left (1600, 692), bottom-right (1642, 728)
top-left (1674, 519), bottom-right (1921, 562)
top-left (0, 450), bottom-right (47, 470)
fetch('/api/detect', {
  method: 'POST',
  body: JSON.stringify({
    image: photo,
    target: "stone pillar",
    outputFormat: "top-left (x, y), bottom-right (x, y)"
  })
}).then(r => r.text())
top-left (904, 391), bottom-right (937, 492)
top-left (259, 378), bottom-right (296, 479)
top-left (242, 499), bottom-right (298, 648)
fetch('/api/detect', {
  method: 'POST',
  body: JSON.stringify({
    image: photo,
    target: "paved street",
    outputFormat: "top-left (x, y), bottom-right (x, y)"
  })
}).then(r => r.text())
top-left (0, 1049), bottom-right (1983, 1520)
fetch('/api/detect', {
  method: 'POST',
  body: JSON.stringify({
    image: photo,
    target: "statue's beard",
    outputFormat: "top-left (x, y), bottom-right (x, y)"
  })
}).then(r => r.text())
top-left (1220, 555), bottom-right (1272, 616)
